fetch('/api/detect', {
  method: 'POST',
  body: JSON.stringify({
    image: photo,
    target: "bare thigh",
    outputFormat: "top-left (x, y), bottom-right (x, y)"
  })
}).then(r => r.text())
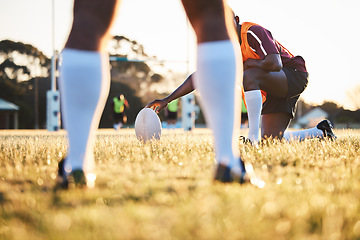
top-left (66, 0), bottom-right (121, 51)
top-left (244, 68), bottom-right (288, 98)
top-left (261, 112), bottom-right (291, 139)
top-left (181, 0), bottom-right (231, 42)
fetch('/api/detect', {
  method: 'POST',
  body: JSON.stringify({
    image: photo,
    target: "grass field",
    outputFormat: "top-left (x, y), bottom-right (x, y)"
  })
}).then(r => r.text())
top-left (0, 128), bottom-right (360, 240)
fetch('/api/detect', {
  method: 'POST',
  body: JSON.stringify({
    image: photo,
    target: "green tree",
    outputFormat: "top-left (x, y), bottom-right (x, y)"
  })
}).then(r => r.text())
top-left (0, 40), bottom-right (51, 128)
top-left (319, 101), bottom-right (342, 116)
top-left (108, 35), bottom-right (169, 105)
top-left (0, 37), bottom-right (179, 129)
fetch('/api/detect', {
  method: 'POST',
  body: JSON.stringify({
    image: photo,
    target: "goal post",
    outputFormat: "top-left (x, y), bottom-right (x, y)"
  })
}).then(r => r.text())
top-left (46, 51), bottom-right (60, 131)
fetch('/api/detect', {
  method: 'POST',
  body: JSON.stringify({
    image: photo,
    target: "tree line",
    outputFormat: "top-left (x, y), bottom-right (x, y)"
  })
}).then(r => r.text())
top-left (0, 38), bottom-right (359, 129)
top-left (0, 37), bottom-right (180, 129)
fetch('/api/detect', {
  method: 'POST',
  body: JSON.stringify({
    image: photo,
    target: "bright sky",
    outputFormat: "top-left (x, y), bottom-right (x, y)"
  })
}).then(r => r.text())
top-left (0, 0), bottom-right (359, 110)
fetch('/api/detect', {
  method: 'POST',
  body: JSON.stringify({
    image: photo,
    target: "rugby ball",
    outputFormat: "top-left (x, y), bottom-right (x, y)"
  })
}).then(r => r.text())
top-left (135, 108), bottom-right (162, 142)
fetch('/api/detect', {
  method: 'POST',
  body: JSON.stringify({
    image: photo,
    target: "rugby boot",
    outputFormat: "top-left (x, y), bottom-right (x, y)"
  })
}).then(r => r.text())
top-left (56, 158), bottom-right (88, 189)
top-left (317, 119), bottom-right (337, 140)
top-left (239, 135), bottom-right (252, 145)
top-left (214, 158), bottom-right (265, 188)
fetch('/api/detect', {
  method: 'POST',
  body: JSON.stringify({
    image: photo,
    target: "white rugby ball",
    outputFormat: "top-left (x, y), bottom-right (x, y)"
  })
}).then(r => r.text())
top-left (135, 108), bottom-right (162, 142)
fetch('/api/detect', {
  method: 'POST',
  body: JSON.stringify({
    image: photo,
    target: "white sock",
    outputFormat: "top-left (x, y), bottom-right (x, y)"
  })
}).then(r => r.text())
top-left (283, 127), bottom-right (324, 142)
top-left (59, 49), bottom-right (110, 174)
top-left (244, 90), bottom-right (262, 143)
top-left (194, 40), bottom-right (242, 169)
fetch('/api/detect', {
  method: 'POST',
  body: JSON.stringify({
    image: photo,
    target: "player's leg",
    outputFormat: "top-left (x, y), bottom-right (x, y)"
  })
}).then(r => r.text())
top-left (244, 68), bottom-right (288, 98)
top-left (283, 126), bottom-right (323, 141)
top-left (264, 67), bottom-right (309, 139)
top-left (262, 113), bottom-right (337, 142)
top-left (113, 112), bottom-right (119, 130)
top-left (261, 112), bottom-right (291, 139)
top-left (244, 90), bottom-right (262, 143)
top-left (283, 119), bottom-right (336, 141)
top-left (181, 0), bottom-right (251, 183)
top-left (181, 0), bottom-right (237, 42)
top-left (118, 112), bottom-right (124, 129)
top-left (59, 0), bottom-right (121, 188)
top-left (65, 0), bottom-right (121, 51)
top-left (243, 67), bottom-right (288, 142)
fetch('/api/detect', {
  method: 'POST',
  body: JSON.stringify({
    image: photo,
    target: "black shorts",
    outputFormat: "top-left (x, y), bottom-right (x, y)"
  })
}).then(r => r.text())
top-left (261, 67), bottom-right (308, 118)
top-left (167, 111), bottom-right (177, 120)
top-left (113, 112), bottom-right (125, 123)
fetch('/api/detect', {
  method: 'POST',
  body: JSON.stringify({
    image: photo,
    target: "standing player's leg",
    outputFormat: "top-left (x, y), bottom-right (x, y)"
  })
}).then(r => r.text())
top-left (181, 0), bottom-right (258, 184)
top-left (58, 0), bottom-right (121, 188)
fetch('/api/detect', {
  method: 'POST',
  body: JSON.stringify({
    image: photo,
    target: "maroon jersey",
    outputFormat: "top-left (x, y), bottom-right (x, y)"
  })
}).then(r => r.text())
top-left (247, 25), bottom-right (307, 72)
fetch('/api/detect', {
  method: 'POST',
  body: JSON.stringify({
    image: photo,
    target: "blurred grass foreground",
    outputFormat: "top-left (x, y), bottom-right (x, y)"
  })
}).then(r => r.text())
top-left (0, 128), bottom-right (360, 240)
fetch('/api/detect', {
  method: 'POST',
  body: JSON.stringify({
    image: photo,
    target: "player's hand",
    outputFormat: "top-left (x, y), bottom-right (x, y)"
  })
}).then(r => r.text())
top-left (145, 99), bottom-right (168, 113)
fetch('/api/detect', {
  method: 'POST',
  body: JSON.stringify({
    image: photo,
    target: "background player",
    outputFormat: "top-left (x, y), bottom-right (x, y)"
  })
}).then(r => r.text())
top-left (111, 94), bottom-right (129, 130)
top-left (165, 99), bottom-right (179, 129)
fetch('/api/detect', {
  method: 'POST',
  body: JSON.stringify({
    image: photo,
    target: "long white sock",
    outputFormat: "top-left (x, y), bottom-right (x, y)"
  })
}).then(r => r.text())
top-left (194, 40), bottom-right (242, 169)
top-left (283, 127), bottom-right (324, 142)
top-left (59, 49), bottom-right (110, 174)
top-left (244, 90), bottom-right (262, 143)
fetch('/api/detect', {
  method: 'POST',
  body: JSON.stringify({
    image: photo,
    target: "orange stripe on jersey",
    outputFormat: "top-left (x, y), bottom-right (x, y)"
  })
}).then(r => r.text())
top-left (240, 22), bottom-right (261, 62)
top-left (240, 22), bottom-right (267, 106)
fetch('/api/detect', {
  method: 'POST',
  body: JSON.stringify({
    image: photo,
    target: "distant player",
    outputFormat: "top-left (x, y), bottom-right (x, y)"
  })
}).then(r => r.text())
top-left (241, 97), bottom-right (248, 128)
top-left (165, 99), bottom-right (179, 129)
top-left (112, 94), bottom-right (129, 130)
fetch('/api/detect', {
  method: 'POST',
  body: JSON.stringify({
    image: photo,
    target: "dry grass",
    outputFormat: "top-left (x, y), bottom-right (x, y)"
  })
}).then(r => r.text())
top-left (0, 128), bottom-right (360, 240)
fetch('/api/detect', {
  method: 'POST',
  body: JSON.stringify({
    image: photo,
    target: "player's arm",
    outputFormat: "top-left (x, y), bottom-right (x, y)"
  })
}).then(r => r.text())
top-left (243, 54), bottom-right (282, 72)
top-left (244, 25), bottom-right (282, 72)
top-left (146, 72), bottom-right (195, 113)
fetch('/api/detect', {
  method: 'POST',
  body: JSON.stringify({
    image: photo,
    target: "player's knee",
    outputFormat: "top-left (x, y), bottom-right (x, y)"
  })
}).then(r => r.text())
top-left (243, 68), bottom-right (262, 91)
